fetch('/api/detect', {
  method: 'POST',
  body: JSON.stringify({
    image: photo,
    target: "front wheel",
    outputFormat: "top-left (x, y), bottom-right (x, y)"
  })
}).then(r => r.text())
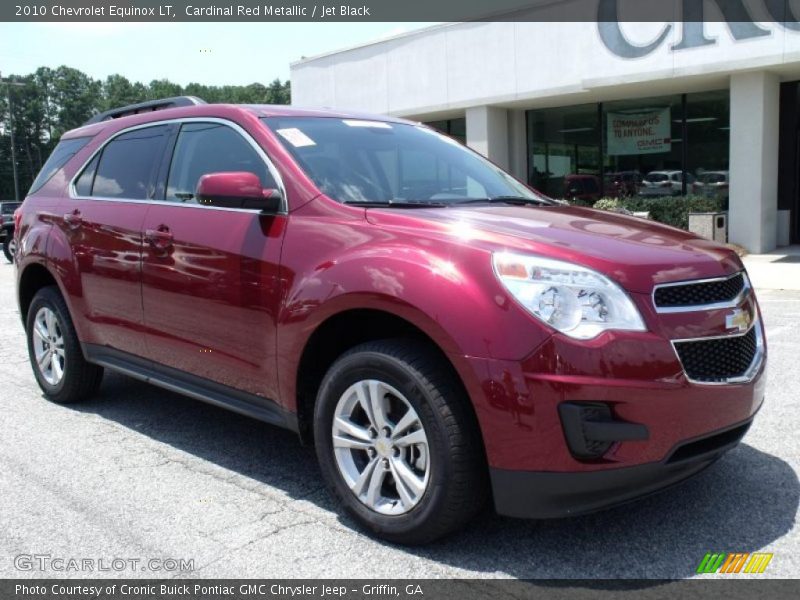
top-left (25, 286), bottom-right (103, 404)
top-left (314, 339), bottom-right (487, 544)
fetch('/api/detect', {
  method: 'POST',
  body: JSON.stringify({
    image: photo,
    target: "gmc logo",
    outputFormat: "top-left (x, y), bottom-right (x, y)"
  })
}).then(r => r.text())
top-left (599, 0), bottom-right (800, 58)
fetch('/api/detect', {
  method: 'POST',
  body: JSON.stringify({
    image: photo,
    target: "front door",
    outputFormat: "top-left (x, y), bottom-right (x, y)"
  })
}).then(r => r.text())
top-left (141, 120), bottom-right (286, 402)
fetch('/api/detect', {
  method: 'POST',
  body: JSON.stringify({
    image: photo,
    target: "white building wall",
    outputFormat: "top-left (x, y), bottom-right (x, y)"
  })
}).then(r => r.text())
top-left (292, 22), bottom-right (800, 115)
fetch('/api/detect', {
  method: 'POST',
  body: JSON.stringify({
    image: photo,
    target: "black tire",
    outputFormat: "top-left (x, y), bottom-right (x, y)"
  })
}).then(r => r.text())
top-left (314, 339), bottom-right (487, 544)
top-left (25, 286), bottom-right (103, 404)
top-left (2, 236), bottom-right (13, 263)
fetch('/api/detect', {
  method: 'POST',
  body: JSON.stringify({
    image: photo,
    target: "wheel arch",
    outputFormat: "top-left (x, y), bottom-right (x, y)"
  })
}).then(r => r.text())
top-left (18, 261), bottom-right (60, 324)
top-left (292, 306), bottom-right (483, 448)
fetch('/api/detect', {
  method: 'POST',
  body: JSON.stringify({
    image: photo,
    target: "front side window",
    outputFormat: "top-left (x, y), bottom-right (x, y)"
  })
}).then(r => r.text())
top-left (89, 125), bottom-right (170, 200)
top-left (166, 122), bottom-right (275, 203)
top-left (262, 117), bottom-right (542, 206)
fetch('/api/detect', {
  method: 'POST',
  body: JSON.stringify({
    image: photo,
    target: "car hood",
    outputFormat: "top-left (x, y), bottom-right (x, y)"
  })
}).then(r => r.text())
top-left (365, 205), bottom-right (743, 293)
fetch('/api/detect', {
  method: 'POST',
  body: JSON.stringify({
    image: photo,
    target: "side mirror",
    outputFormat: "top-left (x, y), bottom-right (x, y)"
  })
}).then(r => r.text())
top-left (195, 172), bottom-right (281, 213)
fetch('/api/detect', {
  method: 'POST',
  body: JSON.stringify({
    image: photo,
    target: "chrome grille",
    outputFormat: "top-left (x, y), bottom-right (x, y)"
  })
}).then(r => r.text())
top-left (654, 273), bottom-right (745, 310)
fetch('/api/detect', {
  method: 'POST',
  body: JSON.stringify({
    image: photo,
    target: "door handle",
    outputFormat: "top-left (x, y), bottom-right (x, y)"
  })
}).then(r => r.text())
top-left (63, 210), bottom-right (82, 229)
top-left (145, 226), bottom-right (173, 253)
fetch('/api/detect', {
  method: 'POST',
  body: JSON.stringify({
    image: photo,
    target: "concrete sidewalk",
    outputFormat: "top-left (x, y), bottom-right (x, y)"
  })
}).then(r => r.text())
top-left (744, 245), bottom-right (800, 291)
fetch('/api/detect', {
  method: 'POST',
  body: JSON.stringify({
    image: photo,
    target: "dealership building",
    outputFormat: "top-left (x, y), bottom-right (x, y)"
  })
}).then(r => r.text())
top-left (291, 20), bottom-right (800, 252)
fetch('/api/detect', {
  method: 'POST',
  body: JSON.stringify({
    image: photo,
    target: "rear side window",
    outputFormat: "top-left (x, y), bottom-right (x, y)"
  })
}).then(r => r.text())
top-left (29, 137), bottom-right (92, 194)
top-left (89, 125), bottom-right (170, 200)
top-left (165, 122), bottom-right (275, 203)
top-left (74, 155), bottom-right (99, 197)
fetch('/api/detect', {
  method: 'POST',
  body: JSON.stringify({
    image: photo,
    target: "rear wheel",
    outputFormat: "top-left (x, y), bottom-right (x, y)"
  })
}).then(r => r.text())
top-left (25, 286), bottom-right (103, 404)
top-left (2, 236), bottom-right (14, 262)
top-left (314, 339), bottom-right (487, 544)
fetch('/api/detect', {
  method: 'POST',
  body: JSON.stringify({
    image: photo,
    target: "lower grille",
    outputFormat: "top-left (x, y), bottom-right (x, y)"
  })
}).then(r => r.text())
top-left (666, 422), bottom-right (751, 464)
top-left (673, 326), bottom-right (759, 383)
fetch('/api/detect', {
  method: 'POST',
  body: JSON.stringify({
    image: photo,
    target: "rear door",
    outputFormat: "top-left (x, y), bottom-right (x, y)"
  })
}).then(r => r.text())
top-left (59, 124), bottom-right (173, 357)
top-left (140, 120), bottom-right (287, 401)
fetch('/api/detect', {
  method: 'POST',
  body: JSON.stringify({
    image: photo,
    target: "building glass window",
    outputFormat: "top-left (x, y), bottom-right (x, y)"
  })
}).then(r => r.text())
top-left (602, 94), bottom-right (683, 199)
top-left (424, 118), bottom-right (466, 144)
top-left (527, 104), bottom-right (601, 203)
top-left (685, 90), bottom-right (730, 207)
top-left (526, 91), bottom-right (730, 205)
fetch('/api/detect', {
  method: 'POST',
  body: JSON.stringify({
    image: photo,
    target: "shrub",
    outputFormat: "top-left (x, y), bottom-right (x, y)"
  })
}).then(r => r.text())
top-left (593, 198), bottom-right (620, 212)
top-left (587, 195), bottom-right (726, 230)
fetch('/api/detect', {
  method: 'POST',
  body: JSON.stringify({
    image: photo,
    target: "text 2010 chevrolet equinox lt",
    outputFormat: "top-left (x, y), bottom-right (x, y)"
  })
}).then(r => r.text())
top-left (15, 97), bottom-right (766, 543)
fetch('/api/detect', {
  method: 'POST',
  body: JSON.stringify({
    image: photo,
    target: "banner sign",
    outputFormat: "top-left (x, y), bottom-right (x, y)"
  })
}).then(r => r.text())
top-left (607, 108), bottom-right (671, 156)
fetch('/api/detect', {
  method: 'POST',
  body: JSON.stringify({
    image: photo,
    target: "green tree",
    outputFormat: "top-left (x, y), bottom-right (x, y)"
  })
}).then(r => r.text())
top-left (102, 74), bottom-right (147, 110)
top-left (147, 79), bottom-right (183, 100)
top-left (0, 65), bottom-right (291, 199)
top-left (51, 66), bottom-right (102, 135)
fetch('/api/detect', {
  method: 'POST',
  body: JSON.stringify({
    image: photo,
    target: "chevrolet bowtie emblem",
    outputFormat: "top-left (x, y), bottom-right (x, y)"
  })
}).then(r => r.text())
top-left (726, 308), bottom-right (752, 333)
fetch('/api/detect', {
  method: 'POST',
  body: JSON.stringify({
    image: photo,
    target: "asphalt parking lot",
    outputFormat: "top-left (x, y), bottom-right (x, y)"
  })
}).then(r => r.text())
top-left (0, 260), bottom-right (798, 580)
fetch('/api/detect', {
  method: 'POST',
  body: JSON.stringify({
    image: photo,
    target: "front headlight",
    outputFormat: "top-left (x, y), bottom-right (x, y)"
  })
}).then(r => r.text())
top-left (492, 252), bottom-right (646, 340)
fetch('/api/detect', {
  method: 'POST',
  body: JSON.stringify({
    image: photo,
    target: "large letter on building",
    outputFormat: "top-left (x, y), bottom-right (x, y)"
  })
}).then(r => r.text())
top-left (673, 0), bottom-right (771, 50)
top-left (597, 0), bottom-right (671, 58)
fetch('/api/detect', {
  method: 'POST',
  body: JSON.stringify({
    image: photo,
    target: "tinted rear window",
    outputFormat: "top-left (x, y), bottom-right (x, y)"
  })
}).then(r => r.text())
top-left (28, 137), bottom-right (92, 194)
top-left (1, 202), bottom-right (21, 214)
top-left (646, 173), bottom-right (669, 182)
top-left (92, 125), bottom-right (170, 200)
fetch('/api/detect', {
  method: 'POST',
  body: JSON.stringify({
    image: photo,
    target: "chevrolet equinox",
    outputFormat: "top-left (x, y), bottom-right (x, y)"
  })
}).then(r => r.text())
top-left (15, 97), bottom-right (766, 543)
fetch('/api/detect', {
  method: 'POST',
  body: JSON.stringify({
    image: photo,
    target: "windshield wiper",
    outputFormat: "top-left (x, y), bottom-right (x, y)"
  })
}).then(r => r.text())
top-left (452, 196), bottom-right (552, 207)
top-left (342, 199), bottom-right (448, 208)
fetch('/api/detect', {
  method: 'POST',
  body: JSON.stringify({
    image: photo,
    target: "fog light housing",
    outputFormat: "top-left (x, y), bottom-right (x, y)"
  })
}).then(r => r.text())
top-left (559, 402), bottom-right (649, 460)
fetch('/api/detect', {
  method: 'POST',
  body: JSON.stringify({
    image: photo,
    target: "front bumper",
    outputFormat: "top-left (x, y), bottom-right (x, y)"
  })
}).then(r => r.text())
top-left (456, 303), bottom-right (766, 519)
top-left (490, 418), bottom-right (751, 518)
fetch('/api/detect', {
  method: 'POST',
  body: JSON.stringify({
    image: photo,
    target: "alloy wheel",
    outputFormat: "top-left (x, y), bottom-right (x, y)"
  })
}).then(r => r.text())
top-left (32, 307), bottom-right (66, 386)
top-left (331, 379), bottom-right (430, 515)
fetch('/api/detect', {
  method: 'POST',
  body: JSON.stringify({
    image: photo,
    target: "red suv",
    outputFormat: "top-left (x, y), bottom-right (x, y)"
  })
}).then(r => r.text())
top-left (15, 98), bottom-right (766, 544)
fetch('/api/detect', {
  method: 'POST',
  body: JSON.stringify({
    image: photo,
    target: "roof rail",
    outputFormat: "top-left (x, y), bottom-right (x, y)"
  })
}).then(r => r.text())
top-left (83, 96), bottom-right (206, 125)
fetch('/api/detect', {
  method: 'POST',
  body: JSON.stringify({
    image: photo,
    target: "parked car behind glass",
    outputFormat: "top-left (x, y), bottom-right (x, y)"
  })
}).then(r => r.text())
top-left (604, 171), bottom-right (642, 198)
top-left (563, 174), bottom-right (601, 203)
top-left (640, 170), bottom-right (696, 197)
top-left (693, 170), bottom-right (729, 203)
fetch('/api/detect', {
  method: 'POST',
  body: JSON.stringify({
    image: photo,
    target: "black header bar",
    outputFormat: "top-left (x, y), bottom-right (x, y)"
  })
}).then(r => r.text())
top-left (3, 0), bottom-right (800, 23)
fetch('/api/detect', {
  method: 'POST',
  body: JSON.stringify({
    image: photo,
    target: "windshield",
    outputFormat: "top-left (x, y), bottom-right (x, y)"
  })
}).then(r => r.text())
top-left (262, 117), bottom-right (548, 206)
